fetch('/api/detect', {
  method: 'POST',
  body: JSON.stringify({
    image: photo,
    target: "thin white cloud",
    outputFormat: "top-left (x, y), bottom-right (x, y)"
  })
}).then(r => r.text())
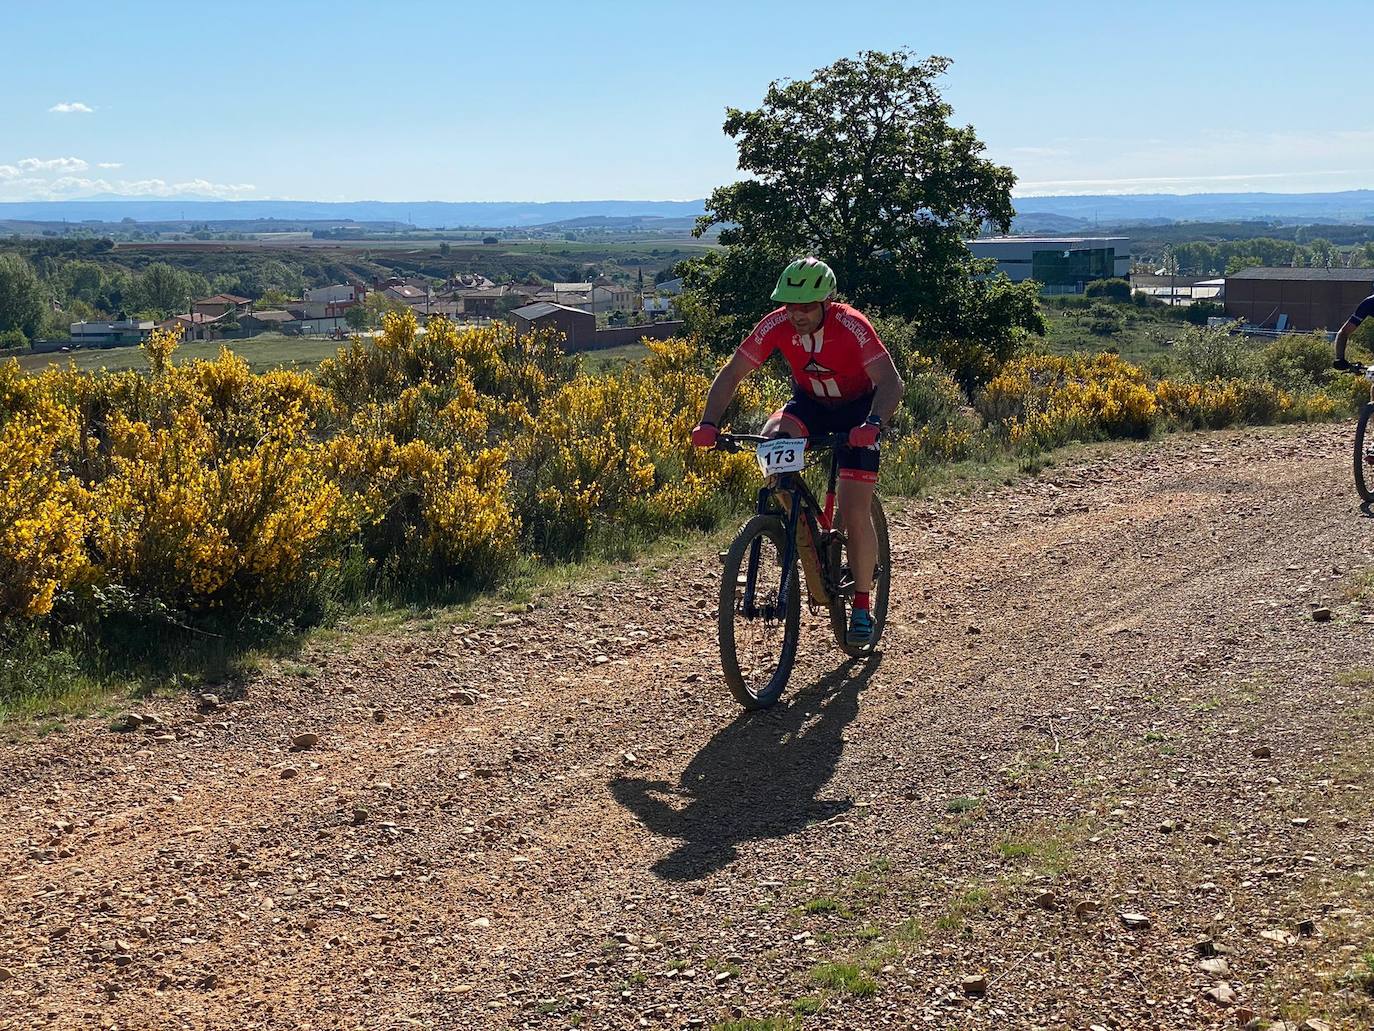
top-left (49, 101), bottom-right (95, 114)
top-left (97, 162), bottom-right (123, 170)
top-left (18, 156), bottom-right (89, 174)
top-left (999, 128), bottom-right (1374, 196)
top-left (0, 165), bottom-right (18, 180)
top-left (35, 176), bottom-right (257, 199)
top-left (1014, 169), bottom-right (1374, 196)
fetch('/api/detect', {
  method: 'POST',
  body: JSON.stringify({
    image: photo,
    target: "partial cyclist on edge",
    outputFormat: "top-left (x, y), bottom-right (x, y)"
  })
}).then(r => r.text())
top-left (1332, 285), bottom-right (1374, 370)
top-left (690, 257), bottom-right (905, 645)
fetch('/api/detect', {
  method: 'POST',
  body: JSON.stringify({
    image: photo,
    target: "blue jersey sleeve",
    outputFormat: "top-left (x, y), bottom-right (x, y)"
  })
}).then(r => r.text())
top-left (1351, 294), bottom-right (1374, 325)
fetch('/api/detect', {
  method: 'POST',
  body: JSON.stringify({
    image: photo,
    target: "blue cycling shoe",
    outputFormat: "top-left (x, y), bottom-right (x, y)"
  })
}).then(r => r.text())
top-left (847, 607), bottom-right (874, 646)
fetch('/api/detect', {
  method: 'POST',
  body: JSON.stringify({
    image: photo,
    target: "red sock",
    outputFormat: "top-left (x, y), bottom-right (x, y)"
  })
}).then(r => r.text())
top-left (853, 592), bottom-right (870, 612)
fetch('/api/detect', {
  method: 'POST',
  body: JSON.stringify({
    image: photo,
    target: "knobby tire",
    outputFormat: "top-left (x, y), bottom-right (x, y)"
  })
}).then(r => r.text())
top-left (718, 515), bottom-right (801, 710)
top-left (1355, 403), bottom-right (1374, 503)
top-left (831, 494), bottom-right (891, 657)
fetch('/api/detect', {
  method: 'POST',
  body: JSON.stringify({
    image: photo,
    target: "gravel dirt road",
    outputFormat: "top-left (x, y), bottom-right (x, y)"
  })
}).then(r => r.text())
top-left (3, 423), bottom-right (1372, 1031)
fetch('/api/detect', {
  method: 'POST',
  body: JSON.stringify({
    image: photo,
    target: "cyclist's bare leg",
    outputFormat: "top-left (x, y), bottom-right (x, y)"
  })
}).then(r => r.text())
top-left (762, 411), bottom-right (808, 439)
top-left (837, 476), bottom-right (876, 595)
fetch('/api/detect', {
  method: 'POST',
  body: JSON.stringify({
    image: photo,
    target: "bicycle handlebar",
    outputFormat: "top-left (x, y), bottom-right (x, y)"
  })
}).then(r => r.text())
top-left (714, 431), bottom-right (850, 453)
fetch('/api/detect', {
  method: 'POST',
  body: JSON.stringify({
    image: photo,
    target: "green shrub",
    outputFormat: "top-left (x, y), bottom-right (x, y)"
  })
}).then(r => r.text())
top-left (0, 328), bottom-right (27, 350)
top-left (1257, 332), bottom-right (1334, 392)
top-left (1174, 324), bottom-right (1253, 381)
top-left (1088, 303), bottom-right (1123, 337)
top-left (1084, 277), bottom-right (1131, 302)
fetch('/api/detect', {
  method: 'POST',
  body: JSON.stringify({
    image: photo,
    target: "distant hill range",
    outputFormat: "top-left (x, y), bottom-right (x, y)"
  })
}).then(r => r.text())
top-left (0, 198), bottom-right (708, 230)
top-left (1010, 190), bottom-right (1374, 230)
top-left (3, 190), bottom-right (1372, 232)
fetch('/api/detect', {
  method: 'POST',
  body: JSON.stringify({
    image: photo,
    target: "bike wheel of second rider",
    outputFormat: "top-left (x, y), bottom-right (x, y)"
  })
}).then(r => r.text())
top-left (832, 494), bottom-right (891, 657)
top-left (1355, 402), bottom-right (1374, 503)
top-left (719, 515), bottom-right (802, 709)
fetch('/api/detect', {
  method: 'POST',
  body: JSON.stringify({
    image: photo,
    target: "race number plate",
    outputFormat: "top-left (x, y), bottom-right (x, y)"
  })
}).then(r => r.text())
top-left (755, 437), bottom-right (806, 476)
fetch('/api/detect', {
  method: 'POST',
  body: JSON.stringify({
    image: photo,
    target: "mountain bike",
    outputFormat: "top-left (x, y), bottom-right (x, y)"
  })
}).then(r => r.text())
top-left (712, 431), bottom-right (890, 709)
top-left (1353, 365), bottom-right (1374, 502)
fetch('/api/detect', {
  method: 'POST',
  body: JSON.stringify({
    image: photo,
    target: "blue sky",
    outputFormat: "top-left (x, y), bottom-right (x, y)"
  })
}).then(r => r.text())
top-left (2, 0), bottom-right (1371, 202)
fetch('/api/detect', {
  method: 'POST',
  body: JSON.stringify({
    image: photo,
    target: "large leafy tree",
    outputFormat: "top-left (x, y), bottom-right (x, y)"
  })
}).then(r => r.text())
top-left (684, 49), bottom-right (1043, 384)
top-left (127, 262), bottom-right (210, 319)
top-left (0, 254), bottom-right (46, 342)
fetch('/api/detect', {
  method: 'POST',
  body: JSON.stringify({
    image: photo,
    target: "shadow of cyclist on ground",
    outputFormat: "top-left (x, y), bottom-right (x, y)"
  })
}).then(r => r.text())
top-left (609, 653), bottom-right (879, 881)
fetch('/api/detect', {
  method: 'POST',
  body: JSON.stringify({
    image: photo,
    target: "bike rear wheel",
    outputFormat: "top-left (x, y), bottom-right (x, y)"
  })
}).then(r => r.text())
top-left (831, 494), bottom-right (891, 657)
top-left (1355, 402), bottom-right (1374, 503)
top-left (718, 515), bottom-right (802, 709)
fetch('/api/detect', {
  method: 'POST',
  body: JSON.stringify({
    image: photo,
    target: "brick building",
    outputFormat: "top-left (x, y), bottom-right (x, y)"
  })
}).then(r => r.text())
top-left (508, 301), bottom-right (595, 349)
top-left (1224, 267), bottom-right (1374, 332)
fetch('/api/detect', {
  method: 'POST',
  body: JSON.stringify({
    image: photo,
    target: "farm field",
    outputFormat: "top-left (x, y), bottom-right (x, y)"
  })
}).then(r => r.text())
top-left (1, 423), bottom-right (1370, 1029)
top-left (11, 334), bottom-right (349, 375)
top-left (10, 335), bottom-right (655, 377)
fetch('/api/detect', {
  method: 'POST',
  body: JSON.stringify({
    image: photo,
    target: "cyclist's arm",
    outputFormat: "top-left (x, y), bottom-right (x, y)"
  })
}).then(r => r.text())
top-left (865, 351), bottom-right (905, 424)
top-left (700, 350), bottom-right (757, 426)
top-left (1338, 294), bottom-right (1374, 362)
top-left (1336, 319), bottom-right (1358, 362)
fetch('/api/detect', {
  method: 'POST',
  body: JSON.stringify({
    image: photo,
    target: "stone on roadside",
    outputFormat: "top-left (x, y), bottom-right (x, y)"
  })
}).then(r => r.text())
top-left (1311, 606), bottom-right (1332, 621)
top-left (960, 974), bottom-right (987, 996)
top-left (280, 767), bottom-right (300, 780)
top-left (1251, 745), bottom-right (1272, 759)
top-left (1118, 911), bottom-right (1151, 930)
top-left (1199, 957), bottom-right (1230, 976)
top-left (1203, 981), bottom-right (1238, 1006)
top-left (1073, 900), bottom-right (1101, 920)
top-left (291, 732), bottom-right (319, 750)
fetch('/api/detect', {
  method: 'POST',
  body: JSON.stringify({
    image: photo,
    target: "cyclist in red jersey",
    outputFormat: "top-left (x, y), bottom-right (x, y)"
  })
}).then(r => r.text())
top-left (691, 257), bottom-right (905, 645)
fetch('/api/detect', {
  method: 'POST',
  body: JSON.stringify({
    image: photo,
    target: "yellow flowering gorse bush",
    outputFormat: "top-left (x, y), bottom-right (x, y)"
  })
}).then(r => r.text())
top-left (2, 309), bottom-right (1354, 634)
top-left (0, 314), bottom-right (775, 626)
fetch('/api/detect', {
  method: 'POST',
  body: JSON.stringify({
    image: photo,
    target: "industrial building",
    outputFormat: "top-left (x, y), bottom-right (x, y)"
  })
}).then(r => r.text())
top-left (68, 319), bottom-right (156, 346)
top-left (968, 237), bottom-right (1131, 293)
top-left (1223, 267), bottom-right (1374, 333)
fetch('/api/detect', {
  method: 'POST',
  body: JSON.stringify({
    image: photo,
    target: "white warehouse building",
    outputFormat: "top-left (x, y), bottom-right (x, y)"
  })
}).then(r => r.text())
top-left (968, 236), bottom-right (1131, 293)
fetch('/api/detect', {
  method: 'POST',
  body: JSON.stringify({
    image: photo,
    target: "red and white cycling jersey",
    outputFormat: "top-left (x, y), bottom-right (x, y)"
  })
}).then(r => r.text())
top-left (735, 302), bottom-right (890, 404)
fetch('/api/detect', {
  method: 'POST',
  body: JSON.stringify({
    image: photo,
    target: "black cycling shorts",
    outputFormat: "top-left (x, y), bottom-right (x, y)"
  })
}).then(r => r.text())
top-left (774, 389), bottom-right (879, 483)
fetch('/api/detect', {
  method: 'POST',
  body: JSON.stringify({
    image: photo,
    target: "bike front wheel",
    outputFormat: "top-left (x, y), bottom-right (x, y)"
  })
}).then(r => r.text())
top-left (831, 493), bottom-right (891, 657)
top-left (718, 515), bottom-right (802, 710)
top-left (1355, 402), bottom-right (1374, 503)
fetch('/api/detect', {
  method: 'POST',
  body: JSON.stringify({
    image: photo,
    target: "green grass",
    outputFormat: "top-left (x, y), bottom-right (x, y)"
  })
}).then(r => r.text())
top-left (804, 897), bottom-right (841, 915)
top-left (994, 833), bottom-right (1074, 874)
top-left (1042, 303), bottom-right (1191, 369)
top-left (935, 886), bottom-right (994, 931)
top-left (1359, 952), bottom-right (1374, 994)
top-left (809, 961), bottom-right (877, 998)
top-left (711, 1019), bottom-right (799, 1031)
top-left (1336, 668), bottom-right (1374, 689)
top-left (790, 995), bottom-right (826, 1016)
top-left (577, 342), bottom-right (649, 375)
top-left (15, 333), bottom-right (346, 376)
top-left (945, 796), bottom-right (982, 814)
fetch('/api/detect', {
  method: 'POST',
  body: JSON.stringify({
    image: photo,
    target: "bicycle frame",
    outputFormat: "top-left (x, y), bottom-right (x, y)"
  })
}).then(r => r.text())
top-left (741, 442), bottom-right (845, 619)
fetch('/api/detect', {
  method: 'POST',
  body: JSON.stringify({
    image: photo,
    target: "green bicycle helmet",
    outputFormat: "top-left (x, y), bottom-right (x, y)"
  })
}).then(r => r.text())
top-left (771, 257), bottom-right (836, 304)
